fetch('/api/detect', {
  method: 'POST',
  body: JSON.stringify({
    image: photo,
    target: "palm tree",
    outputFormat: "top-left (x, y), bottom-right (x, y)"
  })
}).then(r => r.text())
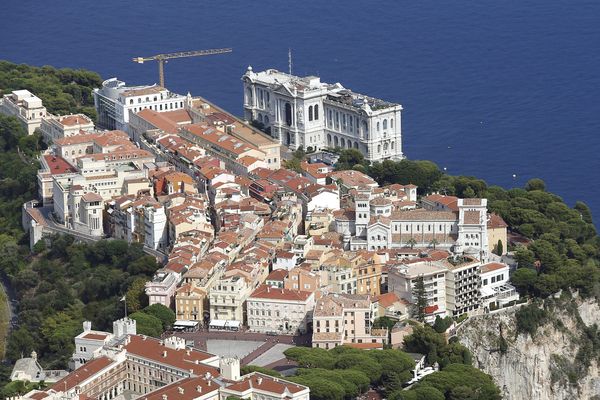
top-left (429, 238), bottom-right (440, 250)
top-left (406, 237), bottom-right (417, 249)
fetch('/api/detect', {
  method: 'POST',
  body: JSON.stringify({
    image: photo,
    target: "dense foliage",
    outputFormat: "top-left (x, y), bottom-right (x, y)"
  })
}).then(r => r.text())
top-left (403, 324), bottom-right (472, 368)
top-left (391, 364), bottom-right (501, 400)
top-left (284, 346), bottom-right (414, 399)
top-left (2, 237), bottom-right (160, 369)
top-left (0, 115), bottom-right (43, 242)
top-left (0, 61), bottom-right (101, 120)
top-left (130, 304), bottom-right (176, 337)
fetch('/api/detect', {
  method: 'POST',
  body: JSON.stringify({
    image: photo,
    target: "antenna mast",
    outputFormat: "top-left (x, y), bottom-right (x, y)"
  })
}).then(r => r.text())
top-left (288, 48), bottom-right (293, 75)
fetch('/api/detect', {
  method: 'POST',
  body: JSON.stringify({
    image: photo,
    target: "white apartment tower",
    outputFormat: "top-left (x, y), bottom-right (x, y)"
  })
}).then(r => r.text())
top-left (242, 68), bottom-right (403, 162)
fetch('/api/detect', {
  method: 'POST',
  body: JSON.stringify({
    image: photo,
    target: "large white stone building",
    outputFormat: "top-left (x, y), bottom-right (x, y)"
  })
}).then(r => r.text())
top-left (242, 68), bottom-right (403, 162)
top-left (93, 78), bottom-right (186, 131)
top-left (0, 89), bottom-right (48, 134)
top-left (334, 186), bottom-right (490, 260)
top-left (246, 285), bottom-right (315, 334)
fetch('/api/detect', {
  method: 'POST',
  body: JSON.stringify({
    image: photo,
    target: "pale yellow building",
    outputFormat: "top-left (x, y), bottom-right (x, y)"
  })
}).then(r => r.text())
top-left (175, 283), bottom-right (207, 321)
top-left (487, 213), bottom-right (508, 255)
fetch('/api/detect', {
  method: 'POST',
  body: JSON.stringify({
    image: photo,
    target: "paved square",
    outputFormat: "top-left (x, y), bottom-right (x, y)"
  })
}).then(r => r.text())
top-left (249, 343), bottom-right (294, 367)
top-left (206, 339), bottom-right (264, 359)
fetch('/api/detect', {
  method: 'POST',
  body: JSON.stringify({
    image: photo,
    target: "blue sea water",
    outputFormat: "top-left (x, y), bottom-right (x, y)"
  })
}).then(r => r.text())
top-left (2, 0), bottom-right (600, 219)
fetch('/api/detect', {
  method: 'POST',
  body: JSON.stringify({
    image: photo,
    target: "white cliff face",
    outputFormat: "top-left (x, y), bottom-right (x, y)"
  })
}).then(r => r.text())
top-left (459, 296), bottom-right (600, 400)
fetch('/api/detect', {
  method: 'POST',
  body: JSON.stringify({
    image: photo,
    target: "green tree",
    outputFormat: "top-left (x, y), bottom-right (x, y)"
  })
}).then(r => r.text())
top-left (130, 311), bottom-right (163, 337)
top-left (494, 239), bottom-right (503, 256)
top-left (407, 238), bottom-right (417, 249)
top-left (240, 365), bottom-right (282, 377)
top-left (411, 276), bottom-right (427, 322)
top-left (143, 304), bottom-right (176, 330)
top-left (126, 278), bottom-right (148, 313)
top-left (525, 178), bottom-right (546, 192)
top-left (335, 149), bottom-right (367, 171)
top-left (511, 268), bottom-right (538, 295)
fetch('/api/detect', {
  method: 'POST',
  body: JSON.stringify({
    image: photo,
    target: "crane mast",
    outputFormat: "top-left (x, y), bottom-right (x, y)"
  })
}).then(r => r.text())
top-left (133, 48), bottom-right (232, 87)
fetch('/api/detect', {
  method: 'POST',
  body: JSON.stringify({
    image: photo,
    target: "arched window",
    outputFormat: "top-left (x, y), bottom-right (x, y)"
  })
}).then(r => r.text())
top-left (258, 114), bottom-right (263, 123)
top-left (285, 103), bottom-right (292, 126)
top-left (314, 104), bottom-right (319, 120)
top-left (327, 134), bottom-right (332, 144)
top-left (383, 119), bottom-right (387, 130)
top-left (390, 118), bottom-right (394, 128)
top-left (264, 115), bottom-right (269, 124)
top-left (334, 136), bottom-right (339, 147)
top-left (377, 122), bottom-right (380, 131)
top-left (384, 143), bottom-right (388, 151)
top-left (377, 145), bottom-right (381, 153)
top-left (391, 141), bottom-right (394, 149)
top-left (308, 106), bottom-right (313, 121)
top-left (246, 88), bottom-right (253, 104)
top-left (340, 138), bottom-right (346, 148)
top-left (354, 141), bottom-right (359, 149)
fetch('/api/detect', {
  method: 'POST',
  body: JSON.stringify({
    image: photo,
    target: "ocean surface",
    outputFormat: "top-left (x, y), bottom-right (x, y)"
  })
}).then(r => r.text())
top-left (3, 1), bottom-right (600, 221)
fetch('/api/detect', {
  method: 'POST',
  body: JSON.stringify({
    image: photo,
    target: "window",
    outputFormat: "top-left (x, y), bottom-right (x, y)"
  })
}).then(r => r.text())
top-left (377, 122), bottom-right (380, 131)
top-left (308, 106), bottom-right (313, 121)
top-left (391, 118), bottom-right (394, 128)
top-left (285, 103), bottom-right (292, 126)
top-left (314, 104), bottom-right (319, 120)
top-left (383, 119), bottom-right (387, 129)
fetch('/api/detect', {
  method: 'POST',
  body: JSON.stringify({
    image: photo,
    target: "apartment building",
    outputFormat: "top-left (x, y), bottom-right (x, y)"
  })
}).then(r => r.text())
top-left (312, 293), bottom-right (386, 349)
top-left (442, 256), bottom-right (482, 317)
top-left (247, 285), bottom-right (315, 334)
top-left (387, 261), bottom-right (448, 323)
top-left (209, 275), bottom-right (253, 323)
top-left (175, 283), bottom-right (207, 322)
top-left (145, 269), bottom-right (180, 308)
top-left (0, 89), bottom-right (48, 134)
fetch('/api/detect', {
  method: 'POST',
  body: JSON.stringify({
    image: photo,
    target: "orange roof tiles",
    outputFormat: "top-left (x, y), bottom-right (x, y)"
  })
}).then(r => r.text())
top-left (50, 357), bottom-right (114, 391)
top-left (250, 285), bottom-right (312, 301)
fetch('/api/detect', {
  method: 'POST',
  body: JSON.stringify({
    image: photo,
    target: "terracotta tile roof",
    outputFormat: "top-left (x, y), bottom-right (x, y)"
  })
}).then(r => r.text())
top-left (50, 357), bottom-right (114, 391)
top-left (266, 269), bottom-right (288, 282)
top-left (346, 342), bottom-right (384, 349)
top-left (330, 170), bottom-right (377, 188)
top-left (138, 375), bottom-right (219, 400)
top-left (82, 333), bottom-right (109, 340)
top-left (487, 213), bottom-right (508, 228)
top-left (124, 335), bottom-right (218, 376)
top-left (224, 372), bottom-right (308, 395)
top-left (251, 284), bottom-right (312, 302)
top-left (374, 292), bottom-right (400, 308)
top-left (81, 192), bottom-right (103, 202)
top-left (58, 114), bottom-right (93, 127)
top-left (480, 262), bottom-right (508, 274)
top-left (43, 155), bottom-right (76, 174)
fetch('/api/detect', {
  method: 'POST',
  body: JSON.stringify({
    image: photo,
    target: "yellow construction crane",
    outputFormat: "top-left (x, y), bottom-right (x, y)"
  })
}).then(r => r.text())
top-left (133, 48), bottom-right (233, 87)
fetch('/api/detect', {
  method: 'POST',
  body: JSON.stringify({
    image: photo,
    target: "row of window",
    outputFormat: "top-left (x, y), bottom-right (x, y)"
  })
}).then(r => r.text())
top-left (131, 101), bottom-right (183, 113)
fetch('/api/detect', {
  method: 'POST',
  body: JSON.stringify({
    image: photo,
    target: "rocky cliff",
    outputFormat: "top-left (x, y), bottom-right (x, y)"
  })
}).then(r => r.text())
top-left (459, 295), bottom-right (600, 400)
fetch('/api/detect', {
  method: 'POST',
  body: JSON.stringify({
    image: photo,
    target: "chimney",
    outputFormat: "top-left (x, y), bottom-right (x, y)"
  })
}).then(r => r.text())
top-left (162, 351), bottom-right (167, 358)
top-left (257, 377), bottom-right (263, 385)
top-left (196, 385), bottom-right (202, 393)
top-left (178, 387), bottom-right (184, 395)
top-left (162, 395), bottom-right (168, 400)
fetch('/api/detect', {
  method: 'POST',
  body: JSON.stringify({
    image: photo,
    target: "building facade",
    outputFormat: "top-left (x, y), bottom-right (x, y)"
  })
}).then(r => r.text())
top-left (93, 78), bottom-right (186, 131)
top-left (0, 89), bottom-right (48, 134)
top-left (247, 285), bottom-right (315, 334)
top-left (242, 68), bottom-right (403, 162)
